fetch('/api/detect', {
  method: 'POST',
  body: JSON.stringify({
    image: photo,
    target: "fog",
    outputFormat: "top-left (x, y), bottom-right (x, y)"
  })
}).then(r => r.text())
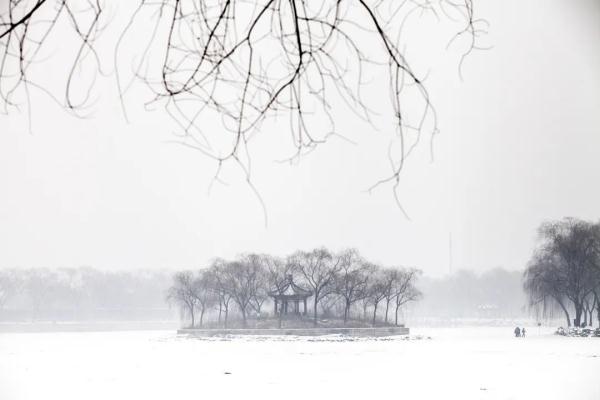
top-left (0, 266), bottom-right (531, 330)
top-left (0, 1), bottom-right (598, 279)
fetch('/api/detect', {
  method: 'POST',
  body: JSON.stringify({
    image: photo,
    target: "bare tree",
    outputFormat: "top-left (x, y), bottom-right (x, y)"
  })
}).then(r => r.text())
top-left (205, 260), bottom-right (234, 327)
top-left (264, 254), bottom-right (294, 293)
top-left (0, 269), bottom-right (21, 310)
top-left (359, 294), bottom-right (370, 321)
top-left (334, 248), bottom-right (370, 324)
top-left (524, 253), bottom-right (572, 327)
top-left (582, 293), bottom-right (596, 327)
top-left (595, 291), bottom-right (600, 327)
top-left (263, 254), bottom-right (294, 327)
top-left (380, 268), bottom-right (398, 324)
top-left (366, 267), bottom-right (387, 326)
top-left (192, 270), bottom-right (217, 327)
top-left (524, 218), bottom-right (600, 327)
top-left (166, 271), bottom-right (200, 327)
top-left (215, 257), bottom-right (265, 327)
top-left (0, 0), bottom-right (103, 123)
top-left (22, 268), bottom-right (65, 320)
top-left (219, 291), bottom-right (233, 327)
top-left (1, 1), bottom-right (483, 204)
top-left (318, 293), bottom-right (342, 319)
top-left (290, 247), bottom-right (340, 326)
top-left (243, 254), bottom-right (270, 315)
top-left (391, 267), bottom-right (421, 326)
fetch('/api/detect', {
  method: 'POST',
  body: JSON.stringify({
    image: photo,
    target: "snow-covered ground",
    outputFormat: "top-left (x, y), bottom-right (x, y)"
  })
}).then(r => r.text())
top-left (1, 327), bottom-right (599, 400)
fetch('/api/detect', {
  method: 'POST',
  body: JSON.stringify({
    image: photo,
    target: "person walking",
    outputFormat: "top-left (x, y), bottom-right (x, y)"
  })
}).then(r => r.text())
top-left (514, 326), bottom-right (521, 337)
top-left (521, 327), bottom-right (526, 337)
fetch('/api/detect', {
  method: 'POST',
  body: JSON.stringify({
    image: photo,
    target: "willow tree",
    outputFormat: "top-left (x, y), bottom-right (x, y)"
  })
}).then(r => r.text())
top-left (290, 247), bottom-right (340, 325)
top-left (524, 219), bottom-right (600, 327)
top-left (334, 248), bottom-right (370, 323)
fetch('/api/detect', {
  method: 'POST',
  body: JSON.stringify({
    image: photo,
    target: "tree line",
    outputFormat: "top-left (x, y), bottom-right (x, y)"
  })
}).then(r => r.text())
top-left (0, 268), bottom-right (173, 321)
top-left (524, 218), bottom-right (600, 327)
top-left (167, 248), bottom-right (421, 328)
top-left (0, 263), bottom-right (531, 326)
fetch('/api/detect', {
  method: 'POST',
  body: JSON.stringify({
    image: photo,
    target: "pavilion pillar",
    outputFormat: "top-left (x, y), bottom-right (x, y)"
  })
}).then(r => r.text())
top-left (274, 299), bottom-right (278, 315)
top-left (295, 300), bottom-right (299, 314)
top-left (303, 298), bottom-right (307, 315)
top-left (284, 301), bottom-right (288, 314)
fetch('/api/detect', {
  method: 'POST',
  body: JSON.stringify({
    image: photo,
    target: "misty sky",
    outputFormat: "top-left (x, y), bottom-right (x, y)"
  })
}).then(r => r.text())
top-left (1, 0), bottom-right (599, 276)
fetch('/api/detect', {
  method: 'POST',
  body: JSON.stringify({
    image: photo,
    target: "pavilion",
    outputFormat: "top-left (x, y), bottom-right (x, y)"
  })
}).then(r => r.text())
top-left (268, 276), bottom-right (313, 315)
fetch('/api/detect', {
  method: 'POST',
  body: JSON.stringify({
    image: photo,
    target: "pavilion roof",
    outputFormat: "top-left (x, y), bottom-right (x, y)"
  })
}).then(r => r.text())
top-left (268, 277), bottom-right (312, 298)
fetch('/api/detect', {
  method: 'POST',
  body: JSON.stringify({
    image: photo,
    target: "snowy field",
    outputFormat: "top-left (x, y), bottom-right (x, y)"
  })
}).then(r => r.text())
top-left (1, 327), bottom-right (599, 400)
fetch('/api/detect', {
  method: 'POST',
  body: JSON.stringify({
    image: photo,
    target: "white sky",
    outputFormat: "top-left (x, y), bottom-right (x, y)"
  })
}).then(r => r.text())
top-left (0, 0), bottom-right (599, 276)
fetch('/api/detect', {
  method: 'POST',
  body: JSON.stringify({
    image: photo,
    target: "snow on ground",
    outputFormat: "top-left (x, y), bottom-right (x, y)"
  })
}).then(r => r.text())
top-left (0, 327), bottom-right (599, 400)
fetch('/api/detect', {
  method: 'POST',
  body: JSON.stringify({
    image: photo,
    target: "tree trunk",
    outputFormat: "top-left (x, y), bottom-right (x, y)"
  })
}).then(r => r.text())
top-left (344, 300), bottom-right (350, 324)
top-left (200, 308), bottom-right (205, 328)
top-left (241, 308), bottom-right (247, 327)
top-left (218, 300), bottom-right (222, 324)
top-left (189, 306), bottom-right (195, 328)
top-left (593, 292), bottom-right (600, 327)
top-left (590, 295), bottom-right (597, 327)
top-left (384, 299), bottom-right (390, 324)
top-left (372, 302), bottom-right (379, 326)
top-left (597, 295), bottom-right (600, 327)
top-left (313, 294), bottom-right (319, 327)
top-left (557, 299), bottom-right (571, 327)
top-left (574, 301), bottom-right (583, 327)
top-left (394, 304), bottom-right (400, 326)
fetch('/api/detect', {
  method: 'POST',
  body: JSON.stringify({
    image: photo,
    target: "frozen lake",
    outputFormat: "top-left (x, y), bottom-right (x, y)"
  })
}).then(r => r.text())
top-left (1, 327), bottom-right (599, 400)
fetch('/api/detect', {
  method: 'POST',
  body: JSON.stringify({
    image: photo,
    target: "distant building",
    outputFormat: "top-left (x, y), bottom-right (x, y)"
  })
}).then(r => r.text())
top-left (269, 276), bottom-right (312, 316)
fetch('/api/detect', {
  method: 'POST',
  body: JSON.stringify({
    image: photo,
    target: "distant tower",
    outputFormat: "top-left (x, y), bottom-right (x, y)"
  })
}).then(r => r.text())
top-left (448, 232), bottom-right (453, 275)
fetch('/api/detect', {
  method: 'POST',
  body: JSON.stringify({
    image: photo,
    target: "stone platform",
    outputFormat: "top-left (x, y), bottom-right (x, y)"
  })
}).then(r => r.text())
top-left (177, 326), bottom-right (409, 337)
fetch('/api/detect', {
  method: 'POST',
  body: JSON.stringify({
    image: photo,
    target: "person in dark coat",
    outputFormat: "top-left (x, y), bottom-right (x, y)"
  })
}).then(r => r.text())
top-left (514, 326), bottom-right (521, 337)
top-left (521, 327), bottom-right (526, 337)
